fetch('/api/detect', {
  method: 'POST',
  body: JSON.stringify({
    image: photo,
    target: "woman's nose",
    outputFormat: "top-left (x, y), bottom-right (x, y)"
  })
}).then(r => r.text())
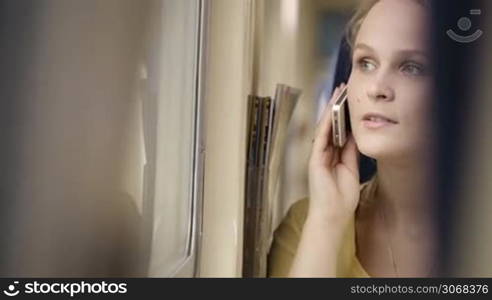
top-left (366, 78), bottom-right (395, 102)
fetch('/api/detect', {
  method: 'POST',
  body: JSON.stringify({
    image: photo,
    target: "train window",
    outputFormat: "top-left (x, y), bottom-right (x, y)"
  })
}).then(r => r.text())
top-left (0, 0), bottom-right (204, 277)
top-left (143, 0), bottom-right (204, 277)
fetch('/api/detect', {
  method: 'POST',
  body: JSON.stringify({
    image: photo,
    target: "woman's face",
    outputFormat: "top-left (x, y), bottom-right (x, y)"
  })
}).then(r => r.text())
top-left (347, 0), bottom-right (433, 161)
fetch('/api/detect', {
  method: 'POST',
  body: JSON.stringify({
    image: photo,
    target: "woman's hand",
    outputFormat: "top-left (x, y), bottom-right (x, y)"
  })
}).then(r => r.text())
top-left (308, 83), bottom-right (360, 227)
top-left (288, 83), bottom-right (360, 277)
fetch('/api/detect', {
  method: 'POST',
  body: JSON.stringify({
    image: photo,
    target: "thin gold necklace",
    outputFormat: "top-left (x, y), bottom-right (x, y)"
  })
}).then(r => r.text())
top-left (378, 203), bottom-right (438, 277)
top-left (378, 203), bottom-right (399, 277)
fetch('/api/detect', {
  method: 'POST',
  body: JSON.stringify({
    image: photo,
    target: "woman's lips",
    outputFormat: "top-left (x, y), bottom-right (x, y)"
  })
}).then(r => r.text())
top-left (361, 113), bottom-right (398, 129)
top-left (362, 118), bottom-right (395, 129)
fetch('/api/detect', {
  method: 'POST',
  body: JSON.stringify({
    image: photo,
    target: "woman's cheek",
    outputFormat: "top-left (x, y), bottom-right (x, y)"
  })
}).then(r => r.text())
top-left (404, 90), bottom-right (431, 125)
top-left (398, 108), bottom-right (428, 150)
top-left (347, 93), bottom-right (359, 127)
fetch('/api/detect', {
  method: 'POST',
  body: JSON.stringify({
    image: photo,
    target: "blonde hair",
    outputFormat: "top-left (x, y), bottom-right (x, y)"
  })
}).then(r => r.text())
top-left (345, 0), bottom-right (431, 53)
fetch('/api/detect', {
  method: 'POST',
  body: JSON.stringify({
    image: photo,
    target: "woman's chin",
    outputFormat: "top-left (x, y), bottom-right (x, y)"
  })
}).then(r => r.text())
top-left (356, 140), bottom-right (403, 161)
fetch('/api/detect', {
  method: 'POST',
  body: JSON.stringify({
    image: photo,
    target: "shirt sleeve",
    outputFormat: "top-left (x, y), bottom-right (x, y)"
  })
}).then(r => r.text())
top-left (266, 198), bottom-right (308, 277)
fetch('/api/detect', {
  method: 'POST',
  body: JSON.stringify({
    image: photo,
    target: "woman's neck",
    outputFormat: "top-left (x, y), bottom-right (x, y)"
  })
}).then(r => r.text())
top-left (375, 155), bottom-right (437, 233)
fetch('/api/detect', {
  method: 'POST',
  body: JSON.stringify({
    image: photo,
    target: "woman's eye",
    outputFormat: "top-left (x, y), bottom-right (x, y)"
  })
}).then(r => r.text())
top-left (357, 58), bottom-right (376, 72)
top-left (401, 63), bottom-right (424, 76)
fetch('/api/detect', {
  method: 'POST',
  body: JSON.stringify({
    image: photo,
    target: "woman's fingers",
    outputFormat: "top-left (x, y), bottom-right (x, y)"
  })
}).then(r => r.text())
top-left (312, 83), bottom-right (345, 154)
top-left (340, 134), bottom-right (359, 177)
top-left (313, 87), bottom-right (337, 138)
top-left (312, 102), bottom-right (334, 154)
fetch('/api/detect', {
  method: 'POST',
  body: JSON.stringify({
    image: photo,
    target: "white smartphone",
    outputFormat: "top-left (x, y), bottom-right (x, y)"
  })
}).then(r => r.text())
top-left (332, 86), bottom-right (349, 148)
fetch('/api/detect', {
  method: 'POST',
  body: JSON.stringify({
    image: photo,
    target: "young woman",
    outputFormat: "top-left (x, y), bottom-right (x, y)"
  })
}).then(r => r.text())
top-left (268, 0), bottom-right (438, 277)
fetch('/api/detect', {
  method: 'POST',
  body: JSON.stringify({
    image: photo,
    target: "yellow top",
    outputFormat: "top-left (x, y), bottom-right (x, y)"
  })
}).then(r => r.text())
top-left (267, 175), bottom-right (379, 277)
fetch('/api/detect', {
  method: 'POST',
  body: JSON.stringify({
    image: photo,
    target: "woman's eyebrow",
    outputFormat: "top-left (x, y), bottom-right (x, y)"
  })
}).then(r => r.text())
top-left (354, 43), bottom-right (429, 60)
top-left (394, 49), bottom-right (430, 61)
top-left (353, 43), bottom-right (374, 53)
